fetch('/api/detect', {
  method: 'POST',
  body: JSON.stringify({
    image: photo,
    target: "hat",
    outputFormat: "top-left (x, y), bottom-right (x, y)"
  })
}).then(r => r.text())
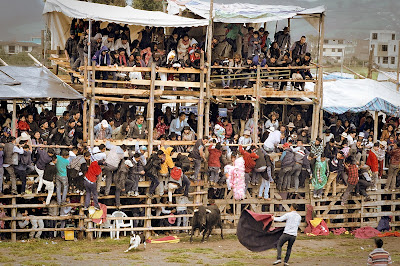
top-left (168, 213), bottom-right (176, 225)
top-left (139, 146), bottom-right (147, 151)
top-left (124, 160), bottom-right (134, 168)
top-left (190, 38), bottom-right (198, 46)
top-left (379, 140), bottom-right (387, 147)
top-left (3, 127), bottom-right (10, 134)
top-left (20, 132), bottom-right (30, 141)
top-left (358, 132), bottom-right (365, 138)
top-left (94, 33), bottom-right (102, 40)
top-left (243, 130), bottom-right (251, 136)
top-left (70, 30), bottom-right (75, 35)
top-left (287, 122), bottom-right (295, 128)
top-left (341, 132), bottom-right (348, 138)
top-left (101, 120), bottom-right (108, 128)
top-left (283, 143), bottom-right (290, 149)
top-left (58, 125), bottom-right (65, 130)
top-left (215, 124), bottom-right (221, 130)
top-left (92, 147), bottom-right (100, 154)
top-left (267, 127), bottom-right (275, 133)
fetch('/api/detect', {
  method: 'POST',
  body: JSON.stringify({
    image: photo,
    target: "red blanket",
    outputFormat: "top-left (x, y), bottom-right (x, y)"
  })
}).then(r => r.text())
top-left (353, 227), bottom-right (380, 239)
top-left (377, 231), bottom-right (400, 237)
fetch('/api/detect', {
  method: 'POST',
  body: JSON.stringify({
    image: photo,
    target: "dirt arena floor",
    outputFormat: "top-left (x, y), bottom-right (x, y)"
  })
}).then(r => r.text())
top-left (0, 233), bottom-right (399, 265)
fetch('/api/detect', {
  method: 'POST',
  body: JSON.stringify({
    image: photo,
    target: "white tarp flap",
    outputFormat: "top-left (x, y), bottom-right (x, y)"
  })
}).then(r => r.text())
top-left (43, 0), bottom-right (208, 49)
top-left (323, 79), bottom-right (400, 115)
top-left (167, 0), bottom-right (325, 23)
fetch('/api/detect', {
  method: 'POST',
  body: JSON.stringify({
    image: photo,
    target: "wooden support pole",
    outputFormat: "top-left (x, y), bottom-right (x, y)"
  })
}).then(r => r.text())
top-left (198, 51), bottom-right (205, 139)
top-left (148, 63), bottom-right (156, 155)
top-left (205, 0), bottom-right (214, 137)
top-left (311, 13), bottom-right (325, 140)
top-left (0, 57), bottom-right (8, 66)
top-left (397, 41), bottom-right (400, 91)
top-left (253, 65), bottom-right (261, 142)
top-left (11, 100), bottom-right (17, 137)
top-left (368, 45), bottom-right (374, 79)
top-left (78, 195), bottom-right (84, 240)
top-left (83, 58), bottom-right (88, 143)
top-left (11, 197), bottom-right (16, 242)
top-left (373, 111), bottom-right (379, 142)
top-left (89, 64), bottom-right (96, 148)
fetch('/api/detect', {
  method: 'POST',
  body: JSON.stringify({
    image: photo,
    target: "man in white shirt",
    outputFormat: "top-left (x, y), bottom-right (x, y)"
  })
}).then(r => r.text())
top-left (114, 35), bottom-right (131, 57)
top-left (272, 203), bottom-right (301, 266)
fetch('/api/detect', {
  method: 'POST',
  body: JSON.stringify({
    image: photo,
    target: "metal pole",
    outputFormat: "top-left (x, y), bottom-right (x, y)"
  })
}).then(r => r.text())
top-left (88, 19), bottom-right (92, 67)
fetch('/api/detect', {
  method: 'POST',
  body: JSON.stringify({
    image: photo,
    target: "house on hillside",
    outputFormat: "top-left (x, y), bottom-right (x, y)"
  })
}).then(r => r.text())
top-left (0, 41), bottom-right (40, 55)
top-left (369, 30), bottom-right (398, 69)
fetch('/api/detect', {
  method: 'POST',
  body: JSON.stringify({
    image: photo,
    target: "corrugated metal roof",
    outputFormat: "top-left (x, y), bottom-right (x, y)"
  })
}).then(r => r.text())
top-left (0, 65), bottom-right (83, 100)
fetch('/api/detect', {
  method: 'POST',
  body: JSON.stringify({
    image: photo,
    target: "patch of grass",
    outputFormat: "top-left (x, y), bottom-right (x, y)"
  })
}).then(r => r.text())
top-left (161, 248), bottom-right (191, 253)
top-left (192, 248), bottom-right (215, 254)
top-left (22, 262), bottom-right (59, 266)
top-left (221, 251), bottom-right (247, 259)
top-left (196, 259), bottom-right (204, 264)
top-left (0, 255), bottom-right (15, 263)
top-left (125, 254), bottom-right (144, 260)
top-left (250, 253), bottom-right (275, 259)
top-left (41, 255), bottom-right (55, 261)
top-left (74, 255), bottom-right (85, 261)
top-left (165, 255), bottom-right (189, 264)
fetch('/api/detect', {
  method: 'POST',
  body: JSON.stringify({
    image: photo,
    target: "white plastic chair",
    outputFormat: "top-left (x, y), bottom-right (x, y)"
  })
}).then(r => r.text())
top-left (97, 214), bottom-right (115, 239)
top-left (111, 211), bottom-right (134, 239)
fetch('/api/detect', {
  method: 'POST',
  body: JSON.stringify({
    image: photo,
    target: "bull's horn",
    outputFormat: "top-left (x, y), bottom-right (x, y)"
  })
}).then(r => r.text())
top-left (194, 208), bottom-right (199, 212)
top-left (206, 209), bottom-right (212, 213)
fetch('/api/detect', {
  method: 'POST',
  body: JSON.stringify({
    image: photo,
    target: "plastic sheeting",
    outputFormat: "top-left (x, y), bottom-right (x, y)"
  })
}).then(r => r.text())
top-left (43, 0), bottom-right (209, 49)
top-left (167, 0), bottom-right (325, 24)
top-left (0, 66), bottom-right (83, 100)
top-left (323, 79), bottom-right (400, 116)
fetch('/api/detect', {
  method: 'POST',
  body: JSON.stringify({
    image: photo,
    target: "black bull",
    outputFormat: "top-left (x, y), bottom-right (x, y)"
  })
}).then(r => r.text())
top-left (190, 205), bottom-right (223, 243)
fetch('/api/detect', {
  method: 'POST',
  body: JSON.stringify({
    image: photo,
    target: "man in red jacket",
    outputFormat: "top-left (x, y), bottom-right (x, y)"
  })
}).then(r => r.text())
top-left (366, 143), bottom-right (379, 191)
top-left (208, 142), bottom-right (223, 186)
top-left (239, 145), bottom-right (259, 189)
top-left (84, 159), bottom-right (102, 210)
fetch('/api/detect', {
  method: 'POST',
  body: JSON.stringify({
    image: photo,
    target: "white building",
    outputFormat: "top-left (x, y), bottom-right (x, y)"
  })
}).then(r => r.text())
top-left (369, 30), bottom-right (398, 69)
top-left (0, 41), bottom-right (39, 55)
top-left (323, 39), bottom-right (354, 63)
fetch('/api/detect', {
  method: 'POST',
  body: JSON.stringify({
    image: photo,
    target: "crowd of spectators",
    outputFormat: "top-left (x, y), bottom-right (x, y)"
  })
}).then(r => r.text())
top-left (65, 20), bottom-right (312, 91)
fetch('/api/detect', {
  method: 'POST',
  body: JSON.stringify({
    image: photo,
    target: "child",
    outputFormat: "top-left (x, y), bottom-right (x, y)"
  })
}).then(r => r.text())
top-left (230, 54), bottom-right (243, 89)
top-left (18, 116), bottom-right (30, 133)
top-left (367, 238), bottom-right (391, 265)
top-left (129, 153), bottom-right (145, 197)
top-left (56, 149), bottom-right (70, 205)
top-left (238, 130), bottom-right (253, 150)
top-left (242, 57), bottom-right (256, 89)
top-left (42, 155), bottom-right (57, 205)
top-left (248, 31), bottom-right (261, 56)
top-left (208, 143), bottom-right (223, 186)
top-left (155, 116), bottom-right (169, 140)
top-left (341, 157), bottom-right (359, 205)
top-left (258, 153), bottom-right (273, 200)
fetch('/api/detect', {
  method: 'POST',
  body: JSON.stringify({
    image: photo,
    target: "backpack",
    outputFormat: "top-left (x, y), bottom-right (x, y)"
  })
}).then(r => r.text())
top-left (170, 167), bottom-right (182, 181)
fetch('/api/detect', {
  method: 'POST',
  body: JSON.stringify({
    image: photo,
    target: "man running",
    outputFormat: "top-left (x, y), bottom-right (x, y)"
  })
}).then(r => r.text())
top-left (272, 203), bottom-right (301, 266)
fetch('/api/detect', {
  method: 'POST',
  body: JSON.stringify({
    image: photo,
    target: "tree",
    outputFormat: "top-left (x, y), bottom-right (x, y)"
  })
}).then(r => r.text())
top-left (132, 0), bottom-right (162, 11)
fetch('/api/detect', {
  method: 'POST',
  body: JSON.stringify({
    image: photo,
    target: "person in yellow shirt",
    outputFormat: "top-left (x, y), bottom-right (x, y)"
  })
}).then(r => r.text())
top-left (158, 146), bottom-right (175, 196)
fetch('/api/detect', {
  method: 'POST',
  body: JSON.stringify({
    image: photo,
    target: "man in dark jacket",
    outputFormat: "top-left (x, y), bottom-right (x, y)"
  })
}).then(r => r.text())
top-left (65, 30), bottom-right (78, 83)
top-left (252, 146), bottom-right (268, 186)
top-left (146, 150), bottom-right (164, 198)
top-left (128, 153), bottom-right (145, 197)
top-left (290, 36), bottom-right (308, 60)
top-left (129, 115), bottom-right (147, 139)
top-left (43, 155), bottom-right (58, 205)
top-left (92, 46), bottom-right (111, 87)
top-left (115, 160), bottom-right (135, 208)
top-left (3, 137), bottom-right (24, 195)
top-left (15, 145), bottom-right (32, 195)
top-left (277, 143), bottom-right (295, 191)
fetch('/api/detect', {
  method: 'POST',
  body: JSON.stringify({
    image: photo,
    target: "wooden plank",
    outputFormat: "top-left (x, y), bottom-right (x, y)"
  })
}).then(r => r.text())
top-left (92, 66), bottom-right (205, 74)
top-left (95, 96), bottom-right (149, 103)
top-left (154, 80), bottom-right (201, 88)
top-left (211, 88), bottom-right (317, 98)
top-left (148, 63), bottom-right (156, 155)
top-left (94, 87), bottom-right (158, 96)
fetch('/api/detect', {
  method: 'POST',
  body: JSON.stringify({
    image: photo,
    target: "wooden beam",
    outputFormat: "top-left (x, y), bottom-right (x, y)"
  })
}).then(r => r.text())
top-left (197, 51), bottom-right (205, 139)
top-left (368, 45), bottom-right (374, 79)
top-left (252, 65), bottom-right (261, 142)
top-left (95, 96), bottom-right (149, 103)
top-left (0, 57), bottom-right (8, 66)
top-left (210, 88), bottom-right (317, 98)
top-left (89, 64), bottom-right (96, 148)
top-left (343, 65), bottom-right (366, 79)
top-left (373, 111), bottom-right (379, 142)
top-left (83, 58), bottom-right (88, 143)
top-left (397, 41), bottom-right (400, 91)
top-left (205, 0), bottom-right (214, 137)
top-left (92, 66), bottom-right (205, 74)
top-left (11, 100), bottom-right (16, 137)
top-left (148, 63), bottom-right (156, 155)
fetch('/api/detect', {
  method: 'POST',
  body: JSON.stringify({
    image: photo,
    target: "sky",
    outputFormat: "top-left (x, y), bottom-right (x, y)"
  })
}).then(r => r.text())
top-left (0, 0), bottom-right (399, 42)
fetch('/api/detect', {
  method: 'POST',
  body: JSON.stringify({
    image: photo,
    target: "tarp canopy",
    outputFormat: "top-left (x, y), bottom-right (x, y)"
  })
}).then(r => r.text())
top-left (43, 0), bottom-right (209, 49)
top-left (323, 79), bottom-right (400, 117)
top-left (0, 66), bottom-right (83, 100)
top-left (167, 0), bottom-right (325, 24)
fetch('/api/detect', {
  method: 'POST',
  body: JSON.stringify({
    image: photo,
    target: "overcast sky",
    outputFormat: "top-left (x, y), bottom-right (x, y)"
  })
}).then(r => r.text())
top-left (1, 0), bottom-right (399, 42)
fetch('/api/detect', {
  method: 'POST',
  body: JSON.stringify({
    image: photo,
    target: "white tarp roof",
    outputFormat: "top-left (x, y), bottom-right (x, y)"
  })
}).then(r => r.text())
top-left (167, 0), bottom-right (325, 23)
top-left (0, 66), bottom-right (83, 100)
top-left (43, 0), bottom-right (208, 49)
top-left (323, 79), bottom-right (400, 116)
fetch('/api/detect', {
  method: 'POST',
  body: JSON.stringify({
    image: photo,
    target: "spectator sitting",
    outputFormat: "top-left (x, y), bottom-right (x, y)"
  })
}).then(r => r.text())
top-left (94, 120), bottom-right (112, 141)
top-left (129, 115), bottom-right (147, 139)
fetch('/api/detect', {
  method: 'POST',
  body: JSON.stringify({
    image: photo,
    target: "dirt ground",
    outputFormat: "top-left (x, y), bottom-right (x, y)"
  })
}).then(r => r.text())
top-left (0, 233), bottom-right (399, 265)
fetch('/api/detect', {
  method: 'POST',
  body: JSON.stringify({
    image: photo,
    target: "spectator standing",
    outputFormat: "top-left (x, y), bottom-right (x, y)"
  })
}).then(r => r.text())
top-left (367, 238), bottom-right (392, 266)
top-left (56, 150), bottom-right (70, 205)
